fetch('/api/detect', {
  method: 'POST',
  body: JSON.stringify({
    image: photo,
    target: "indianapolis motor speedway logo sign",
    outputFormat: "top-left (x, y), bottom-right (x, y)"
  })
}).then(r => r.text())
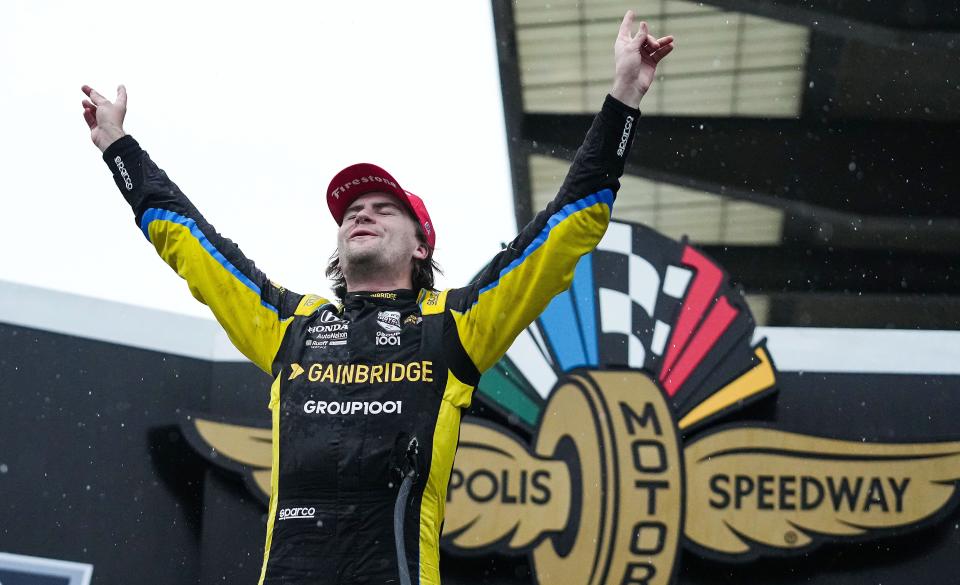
top-left (183, 220), bottom-right (960, 585)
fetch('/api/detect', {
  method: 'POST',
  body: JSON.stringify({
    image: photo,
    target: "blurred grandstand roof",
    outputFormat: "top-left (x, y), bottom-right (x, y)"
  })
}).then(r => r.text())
top-left (492, 0), bottom-right (960, 328)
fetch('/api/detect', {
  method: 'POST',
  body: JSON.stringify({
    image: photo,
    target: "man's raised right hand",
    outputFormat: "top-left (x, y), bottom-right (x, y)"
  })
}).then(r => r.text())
top-left (82, 84), bottom-right (127, 153)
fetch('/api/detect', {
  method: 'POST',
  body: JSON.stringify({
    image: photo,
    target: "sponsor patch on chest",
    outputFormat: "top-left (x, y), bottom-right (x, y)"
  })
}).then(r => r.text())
top-left (306, 311), bottom-right (349, 348)
top-left (376, 310), bottom-right (402, 346)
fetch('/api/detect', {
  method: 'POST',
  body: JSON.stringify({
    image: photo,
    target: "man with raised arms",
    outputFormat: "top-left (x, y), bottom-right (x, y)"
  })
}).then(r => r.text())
top-left (82, 12), bottom-right (672, 585)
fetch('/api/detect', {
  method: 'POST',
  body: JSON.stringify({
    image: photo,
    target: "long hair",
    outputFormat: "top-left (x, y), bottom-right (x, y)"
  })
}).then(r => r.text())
top-left (326, 222), bottom-right (441, 299)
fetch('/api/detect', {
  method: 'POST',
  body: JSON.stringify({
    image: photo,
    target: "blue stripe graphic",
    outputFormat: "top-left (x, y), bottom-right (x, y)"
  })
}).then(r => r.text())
top-left (140, 208), bottom-right (279, 314)
top-left (536, 255), bottom-right (599, 371)
top-left (571, 254), bottom-right (599, 366)
top-left (539, 290), bottom-right (587, 370)
top-left (475, 189), bottom-right (614, 301)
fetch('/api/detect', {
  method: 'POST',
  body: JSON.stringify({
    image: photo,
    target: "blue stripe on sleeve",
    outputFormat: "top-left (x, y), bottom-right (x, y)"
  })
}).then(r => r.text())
top-left (140, 208), bottom-right (279, 314)
top-left (475, 189), bottom-right (614, 301)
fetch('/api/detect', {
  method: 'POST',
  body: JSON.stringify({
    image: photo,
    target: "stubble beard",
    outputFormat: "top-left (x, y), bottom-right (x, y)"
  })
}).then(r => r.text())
top-left (343, 247), bottom-right (384, 281)
top-left (341, 241), bottom-right (405, 285)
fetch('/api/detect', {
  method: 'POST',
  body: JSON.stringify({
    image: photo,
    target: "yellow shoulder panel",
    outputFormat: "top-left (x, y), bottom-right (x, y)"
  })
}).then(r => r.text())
top-left (294, 294), bottom-right (331, 316)
top-left (420, 289), bottom-right (449, 316)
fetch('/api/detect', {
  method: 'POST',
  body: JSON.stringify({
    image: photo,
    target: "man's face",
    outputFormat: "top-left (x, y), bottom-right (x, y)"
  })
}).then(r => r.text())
top-left (336, 192), bottom-right (427, 284)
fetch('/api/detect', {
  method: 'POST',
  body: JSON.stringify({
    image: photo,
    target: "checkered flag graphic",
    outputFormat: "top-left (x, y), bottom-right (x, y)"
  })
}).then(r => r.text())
top-left (594, 222), bottom-right (692, 373)
top-left (591, 221), bottom-right (762, 416)
top-left (476, 219), bottom-right (771, 430)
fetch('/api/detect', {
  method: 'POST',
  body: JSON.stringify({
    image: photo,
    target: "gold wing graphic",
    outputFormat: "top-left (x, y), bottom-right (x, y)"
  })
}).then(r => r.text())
top-left (182, 416), bottom-right (273, 501)
top-left (442, 420), bottom-right (570, 552)
top-left (684, 427), bottom-right (960, 558)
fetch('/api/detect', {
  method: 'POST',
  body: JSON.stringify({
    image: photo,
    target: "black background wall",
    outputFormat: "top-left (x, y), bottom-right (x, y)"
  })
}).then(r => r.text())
top-left (0, 322), bottom-right (214, 584)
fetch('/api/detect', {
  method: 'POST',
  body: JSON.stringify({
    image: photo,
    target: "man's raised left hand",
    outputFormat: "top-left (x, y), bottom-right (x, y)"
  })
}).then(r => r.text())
top-left (611, 11), bottom-right (674, 108)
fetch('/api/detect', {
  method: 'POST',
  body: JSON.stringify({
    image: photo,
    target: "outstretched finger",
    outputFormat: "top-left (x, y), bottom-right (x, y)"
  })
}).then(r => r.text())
top-left (636, 20), bottom-right (649, 42)
top-left (82, 105), bottom-right (97, 129)
top-left (82, 84), bottom-right (110, 106)
top-left (618, 10), bottom-right (635, 38)
top-left (643, 33), bottom-right (661, 51)
top-left (116, 84), bottom-right (127, 109)
top-left (82, 99), bottom-right (97, 110)
top-left (650, 43), bottom-right (675, 63)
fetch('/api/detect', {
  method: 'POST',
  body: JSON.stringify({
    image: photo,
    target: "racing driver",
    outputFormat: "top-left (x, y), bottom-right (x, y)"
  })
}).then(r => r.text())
top-left (81, 12), bottom-right (672, 585)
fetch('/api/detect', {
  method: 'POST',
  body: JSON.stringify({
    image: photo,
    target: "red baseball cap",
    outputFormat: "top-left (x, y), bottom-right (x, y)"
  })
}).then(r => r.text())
top-left (326, 163), bottom-right (435, 249)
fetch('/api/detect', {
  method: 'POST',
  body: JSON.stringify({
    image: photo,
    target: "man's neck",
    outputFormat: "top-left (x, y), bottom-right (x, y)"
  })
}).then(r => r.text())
top-left (345, 275), bottom-right (414, 294)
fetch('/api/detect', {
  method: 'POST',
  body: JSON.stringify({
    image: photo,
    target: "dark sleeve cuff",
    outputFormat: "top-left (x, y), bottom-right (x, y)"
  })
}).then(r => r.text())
top-left (102, 135), bottom-right (141, 165)
top-left (102, 135), bottom-right (143, 193)
top-left (603, 94), bottom-right (642, 118)
top-left (596, 94), bottom-right (641, 164)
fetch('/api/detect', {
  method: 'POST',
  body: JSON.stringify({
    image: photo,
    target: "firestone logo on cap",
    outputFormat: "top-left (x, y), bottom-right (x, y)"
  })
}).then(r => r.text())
top-left (330, 175), bottom-right (400, 200)
top-left (327, 162), bottom-right (436, 249)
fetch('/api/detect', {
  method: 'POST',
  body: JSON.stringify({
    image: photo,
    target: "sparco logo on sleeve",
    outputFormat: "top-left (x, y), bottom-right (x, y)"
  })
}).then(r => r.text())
top-left (114, 156), bottom-right (134, 191)
top-left (617, 115), bottom-right (634, 157)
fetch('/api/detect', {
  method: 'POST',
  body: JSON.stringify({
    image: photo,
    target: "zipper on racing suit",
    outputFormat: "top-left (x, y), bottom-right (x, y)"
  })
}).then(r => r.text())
top-left (393, 435), bottom-right (419, 585)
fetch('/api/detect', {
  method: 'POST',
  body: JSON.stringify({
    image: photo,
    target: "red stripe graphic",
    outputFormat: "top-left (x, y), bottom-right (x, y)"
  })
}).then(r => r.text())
top-left (659, 246), bottom-right (723, 388)
top-left (661, 296), bottom-right (738, 395)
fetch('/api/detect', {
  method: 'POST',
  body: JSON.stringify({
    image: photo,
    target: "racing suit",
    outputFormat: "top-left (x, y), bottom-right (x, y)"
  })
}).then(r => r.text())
top-left (102, 95), bottom-right (640, 585)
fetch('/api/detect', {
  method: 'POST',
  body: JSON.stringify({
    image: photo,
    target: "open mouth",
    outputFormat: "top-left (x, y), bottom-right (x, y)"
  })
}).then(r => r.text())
top-left (349, 229), bottom-right (379, 240)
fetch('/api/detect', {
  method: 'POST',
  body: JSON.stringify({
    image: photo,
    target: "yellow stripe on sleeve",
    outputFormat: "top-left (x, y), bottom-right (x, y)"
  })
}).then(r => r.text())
top-left (147, 220), bottom-right (291, 373)
top-left (418, 372), bottom-right (470, 585)
top-left (454, 199), bottom-right (611, 372)
top-left (257, 375), bottom-right (283, 585)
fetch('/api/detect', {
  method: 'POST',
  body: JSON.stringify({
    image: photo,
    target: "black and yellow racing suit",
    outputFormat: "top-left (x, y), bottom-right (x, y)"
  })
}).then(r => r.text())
top-left (102, 95), bottom-right (639, 585)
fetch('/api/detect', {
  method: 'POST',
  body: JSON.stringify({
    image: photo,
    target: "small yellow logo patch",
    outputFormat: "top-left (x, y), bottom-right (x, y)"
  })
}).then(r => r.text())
top-left (289, 363), bottom-right (305, 381)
